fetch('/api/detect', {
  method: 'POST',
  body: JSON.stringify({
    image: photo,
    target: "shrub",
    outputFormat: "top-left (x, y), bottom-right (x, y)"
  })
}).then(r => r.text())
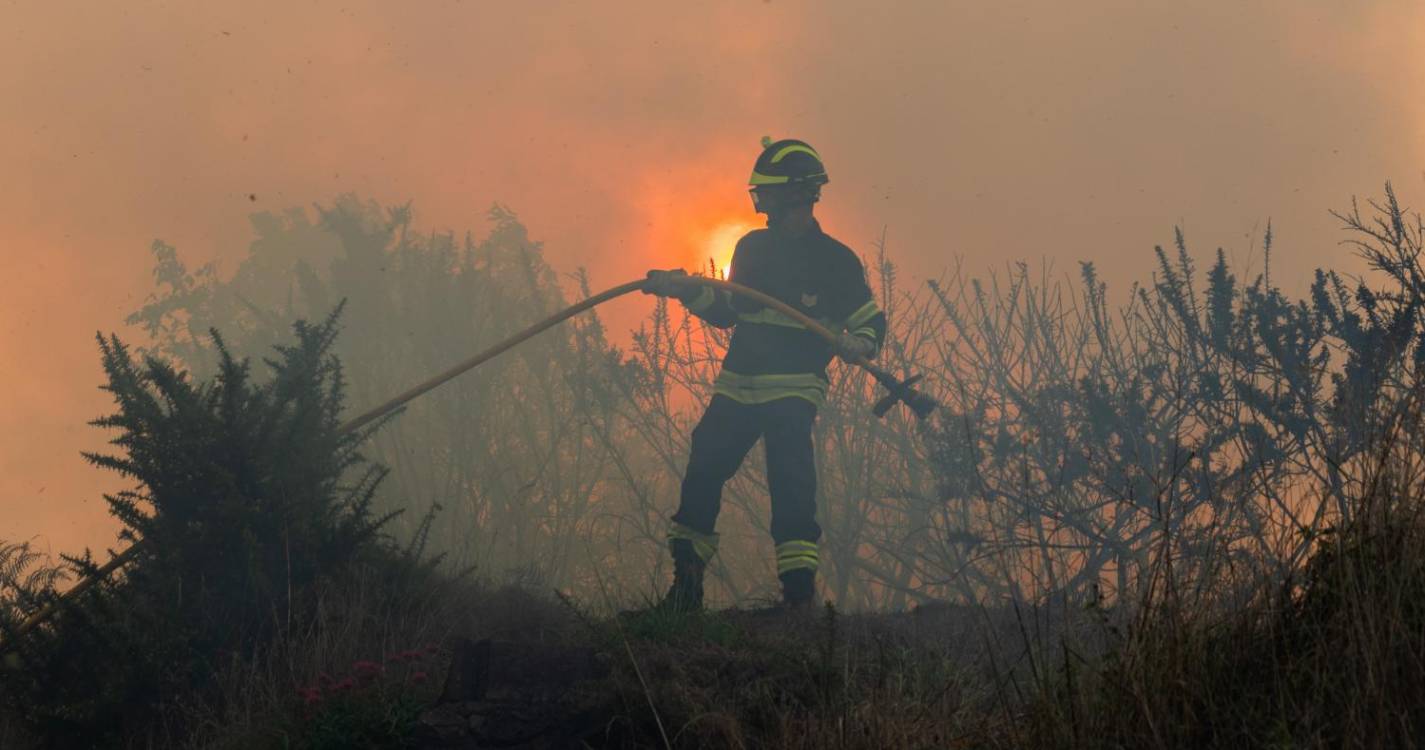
top-left (0, 309), bottom-right (397, 746)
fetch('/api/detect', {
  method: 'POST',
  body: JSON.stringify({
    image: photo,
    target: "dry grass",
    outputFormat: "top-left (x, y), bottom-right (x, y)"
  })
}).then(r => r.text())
top-left (1007, 400), bottom-right (1425, 750)
top-left (5, 463), bottom-right (1425, 749)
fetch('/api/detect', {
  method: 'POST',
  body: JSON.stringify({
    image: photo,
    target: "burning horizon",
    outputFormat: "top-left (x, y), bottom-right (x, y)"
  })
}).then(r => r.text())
top-left (3, 1), bottom-right (1424, 556)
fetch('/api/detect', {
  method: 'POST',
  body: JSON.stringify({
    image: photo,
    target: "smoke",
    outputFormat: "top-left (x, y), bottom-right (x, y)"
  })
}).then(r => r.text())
top-left (2, 0), bottom-right (1423, 552)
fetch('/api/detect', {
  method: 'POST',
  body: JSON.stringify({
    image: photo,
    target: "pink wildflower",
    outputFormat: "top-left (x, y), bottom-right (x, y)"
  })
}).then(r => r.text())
top-left (353, 660), bottom-right (383, 675)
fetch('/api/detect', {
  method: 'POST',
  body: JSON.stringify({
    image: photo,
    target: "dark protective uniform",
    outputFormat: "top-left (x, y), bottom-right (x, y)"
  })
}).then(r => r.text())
top-left (668, 218), bottom-right (887, 582)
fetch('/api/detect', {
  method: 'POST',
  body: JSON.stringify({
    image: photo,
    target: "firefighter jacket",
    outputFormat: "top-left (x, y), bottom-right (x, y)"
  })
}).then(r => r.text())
top-left (682, 219), bottom-right (888, 406)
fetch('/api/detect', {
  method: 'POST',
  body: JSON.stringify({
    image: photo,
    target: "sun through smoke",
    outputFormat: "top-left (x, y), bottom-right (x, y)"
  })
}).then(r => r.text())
top-left (702, 218), bottom-right (759, 278)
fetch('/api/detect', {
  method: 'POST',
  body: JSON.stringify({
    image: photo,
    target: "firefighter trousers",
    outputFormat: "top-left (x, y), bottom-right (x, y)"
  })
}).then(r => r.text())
top-left (671, 394), bottom-right (822, 570)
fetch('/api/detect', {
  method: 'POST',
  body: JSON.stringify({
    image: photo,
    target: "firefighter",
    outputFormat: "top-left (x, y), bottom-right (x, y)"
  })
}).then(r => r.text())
top-left (643, 137), bottom-right (887, 610)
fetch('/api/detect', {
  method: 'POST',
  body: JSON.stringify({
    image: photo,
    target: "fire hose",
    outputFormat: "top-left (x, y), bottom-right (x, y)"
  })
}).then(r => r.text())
top-left (5, 275), bottom-right (936, 645)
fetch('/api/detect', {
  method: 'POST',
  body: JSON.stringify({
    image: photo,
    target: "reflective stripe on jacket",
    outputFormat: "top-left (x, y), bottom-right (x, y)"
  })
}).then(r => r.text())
top-left (685, 219), bottom-right (888, 406)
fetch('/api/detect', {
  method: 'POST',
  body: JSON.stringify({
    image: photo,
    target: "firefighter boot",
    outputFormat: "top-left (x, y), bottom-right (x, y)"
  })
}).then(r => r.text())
top-left (780, 568), bottom-right (817, 608)
top-left (659, 538), bottom-right (705, 612)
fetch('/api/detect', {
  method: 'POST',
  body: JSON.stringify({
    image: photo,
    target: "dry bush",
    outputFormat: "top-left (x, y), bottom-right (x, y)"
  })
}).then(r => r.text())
top-left (102, 186), bottom-right (1425, 748)
top-left (126, 186), bottom-right (1425, 616)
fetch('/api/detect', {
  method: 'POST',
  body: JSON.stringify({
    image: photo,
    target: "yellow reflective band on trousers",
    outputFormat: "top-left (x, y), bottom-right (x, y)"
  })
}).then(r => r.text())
top-left (668, 521), bottom-right (719, 562)
top-left (845, 299), bottom-right (881, 331)
top-left (684, 285), bottom-right (718, 312)
top-left (776, 539), bottom-right (820, 574)
top-left (714, 371), bottom-right (828, 407)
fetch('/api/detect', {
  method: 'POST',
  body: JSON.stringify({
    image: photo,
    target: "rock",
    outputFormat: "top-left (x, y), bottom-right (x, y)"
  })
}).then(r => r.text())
top-left (438, 637), bottom-right (485, 704)
top-left (413, 703), bottom-right (478, 748)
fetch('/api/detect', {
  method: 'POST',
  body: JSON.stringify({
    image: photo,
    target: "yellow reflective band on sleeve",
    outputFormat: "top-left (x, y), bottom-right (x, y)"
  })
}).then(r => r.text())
top-left (714, 371), bottom-right (828, 407)
top-left (749, 170), bottom-right (791, 186)
top-left (668, 521), bottom-right (720, 562)
top-left (852, 326), bottom-right (878, 340)
top-left (845, 299), bottom-right (881, 331)
top-left (770, 144), bottom-right (822, 164)
top-left (684, 286), bottom-right (717, 312)
top-left (776, 539), bottom-right (820, 574)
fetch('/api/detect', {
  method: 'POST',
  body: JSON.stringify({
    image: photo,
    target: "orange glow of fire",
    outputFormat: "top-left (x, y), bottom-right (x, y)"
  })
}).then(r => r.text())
top-left (629, 141), bottom-right (765, 280)
top-left (699, 218), bottom-right (759, 278)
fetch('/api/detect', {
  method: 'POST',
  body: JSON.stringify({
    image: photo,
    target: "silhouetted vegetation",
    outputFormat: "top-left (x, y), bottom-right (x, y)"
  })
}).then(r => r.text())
top-left (117, 188), bottom-right (1425, 613)
top-left (1001, 187), bottom-right (1425, 748)
top-left (126, 198), bottom-right (664, 599)
top-left (0, 310), bottom-right (417, 746)
top-left (3, 186), bottom-right (1425, 747)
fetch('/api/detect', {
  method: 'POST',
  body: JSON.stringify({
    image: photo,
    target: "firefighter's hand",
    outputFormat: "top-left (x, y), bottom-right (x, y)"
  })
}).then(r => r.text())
top-left (643, 269), bottom-right (695, 300)
top-left (834, 332), bottom-right (877, 362)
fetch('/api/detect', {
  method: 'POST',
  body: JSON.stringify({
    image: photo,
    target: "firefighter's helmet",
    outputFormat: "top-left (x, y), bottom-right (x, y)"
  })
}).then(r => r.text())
top-left (748, 136), bottom-right (829, 188)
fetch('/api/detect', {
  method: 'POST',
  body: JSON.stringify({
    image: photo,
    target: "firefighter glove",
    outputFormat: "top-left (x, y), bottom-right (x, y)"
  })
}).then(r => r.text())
top-left (835, 331), bottom-right (877, 362)
top-left (643, 269), bottom-right (696, 300)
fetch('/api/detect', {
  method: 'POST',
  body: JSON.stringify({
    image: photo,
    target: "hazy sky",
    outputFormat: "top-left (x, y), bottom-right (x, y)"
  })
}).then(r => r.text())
top-left (4, 1), bottom-right (1423, 554)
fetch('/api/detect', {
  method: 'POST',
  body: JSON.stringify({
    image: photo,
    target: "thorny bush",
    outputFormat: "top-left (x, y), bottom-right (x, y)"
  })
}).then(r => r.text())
top-left (0, 309), bottom-right (404, 745)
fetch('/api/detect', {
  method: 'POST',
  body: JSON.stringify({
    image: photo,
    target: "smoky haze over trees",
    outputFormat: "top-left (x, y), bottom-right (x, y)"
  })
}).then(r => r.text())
top-left (5, 3), bottom-right (1425, 745)
top-left (5, 189), bottom-right (1425, 746)
top-left (6, 2), bottom-right (1425, 560)
top-left (120, 188), bottom-right (1425, 612)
